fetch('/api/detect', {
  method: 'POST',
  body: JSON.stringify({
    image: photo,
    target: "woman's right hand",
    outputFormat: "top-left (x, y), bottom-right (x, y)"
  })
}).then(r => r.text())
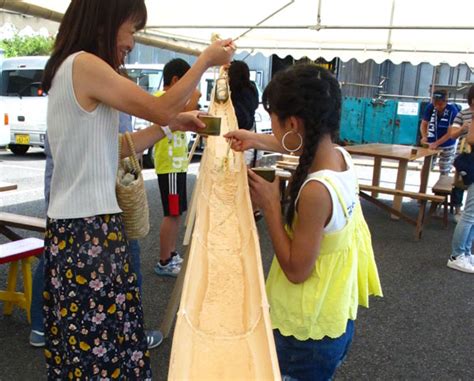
top-left (169, 111), bottom-right (206, 133)
top-left (224, 130), bottom-right (257, 151)
top-left (200, 39), bottom-right (235, 68)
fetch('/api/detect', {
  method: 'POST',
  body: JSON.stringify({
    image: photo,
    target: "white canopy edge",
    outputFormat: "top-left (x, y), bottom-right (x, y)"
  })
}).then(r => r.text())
top-left (1, 0), bottom-right (473, 67)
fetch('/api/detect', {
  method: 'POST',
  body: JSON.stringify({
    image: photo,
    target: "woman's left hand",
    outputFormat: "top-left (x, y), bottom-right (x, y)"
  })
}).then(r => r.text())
top-left (247, 169), bottom-right (280, 212)
top-left (169, 111), bottom-right (206, 132)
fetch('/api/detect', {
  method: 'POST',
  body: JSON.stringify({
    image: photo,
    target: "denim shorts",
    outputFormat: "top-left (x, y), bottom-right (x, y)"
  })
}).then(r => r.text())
top-left (274, 320), bottom-right (355, 381)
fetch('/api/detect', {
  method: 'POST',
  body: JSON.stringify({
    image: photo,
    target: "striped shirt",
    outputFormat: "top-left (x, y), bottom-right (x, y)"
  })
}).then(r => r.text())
top-left (452, 108), bottom-right (473, 130)
top-left (452, 108), bottom-right (473, 153)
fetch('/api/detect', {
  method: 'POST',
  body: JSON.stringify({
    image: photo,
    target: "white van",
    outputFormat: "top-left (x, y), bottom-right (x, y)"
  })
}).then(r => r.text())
top-left (0, 112), bottom-right (9, 147)
top-left (124, 63), bottom-right (164, 167)
top-left (0, 56), bottom-right (49, 154)
top-left (0, 59), bottom-right (164, 159)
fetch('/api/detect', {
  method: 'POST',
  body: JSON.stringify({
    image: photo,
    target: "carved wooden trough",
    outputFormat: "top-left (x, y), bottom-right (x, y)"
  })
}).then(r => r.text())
top-left (168, 73), bottom-right (281, 380)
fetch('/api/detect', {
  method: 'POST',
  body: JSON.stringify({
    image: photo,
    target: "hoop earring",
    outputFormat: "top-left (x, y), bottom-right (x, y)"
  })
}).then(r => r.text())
top-left (281, 131), bottom-right (303, 155)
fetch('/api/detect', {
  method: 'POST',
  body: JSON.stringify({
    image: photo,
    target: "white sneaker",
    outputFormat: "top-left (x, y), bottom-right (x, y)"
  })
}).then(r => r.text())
top-left (468, 255), bottom-right (474, 266)
top-left (154, 260), bottom-right (181, 277)
top-left (170, 251), bottom-right (184, 265)
top-left (454, 212), bottom-right (462, 223)
top-left (447, 255), bottom-right (474, 273)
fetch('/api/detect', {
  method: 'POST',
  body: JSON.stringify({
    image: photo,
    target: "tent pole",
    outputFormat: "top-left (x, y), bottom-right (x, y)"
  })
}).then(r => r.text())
top-left (431, 65), bottom-right (438, 98)
top-left (232, 0), bottom-right (295, 42)
top-left (386, 0), bottom-right (396, 52)
top-left (316, 0), bottom-right (322, 28)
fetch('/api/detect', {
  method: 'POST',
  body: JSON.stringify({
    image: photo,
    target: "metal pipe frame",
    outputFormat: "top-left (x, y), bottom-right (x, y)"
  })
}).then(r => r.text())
top-left (147, 25), bottom-right (474, 31)
top-left (340, 82), bottom-right (384, 89)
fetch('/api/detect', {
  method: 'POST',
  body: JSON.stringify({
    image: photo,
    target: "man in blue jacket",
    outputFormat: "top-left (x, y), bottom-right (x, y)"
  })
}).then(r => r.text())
top-left (420, 89), bottom-right (459, 175)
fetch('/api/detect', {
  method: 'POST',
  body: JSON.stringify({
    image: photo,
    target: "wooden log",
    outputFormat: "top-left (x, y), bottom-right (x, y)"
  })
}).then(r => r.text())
top-left (168, 73), bottom-right (280, 380)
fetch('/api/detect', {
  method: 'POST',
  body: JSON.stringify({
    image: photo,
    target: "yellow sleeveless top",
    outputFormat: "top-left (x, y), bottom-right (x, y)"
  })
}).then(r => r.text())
top-left (266, 175), bottom-right (383, 340)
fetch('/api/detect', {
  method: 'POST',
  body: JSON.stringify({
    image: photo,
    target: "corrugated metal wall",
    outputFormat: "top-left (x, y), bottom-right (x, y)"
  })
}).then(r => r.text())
top-left (339, 59), bottom-right (474, 101)
top-left (129, 43), bottom-right (473, 101)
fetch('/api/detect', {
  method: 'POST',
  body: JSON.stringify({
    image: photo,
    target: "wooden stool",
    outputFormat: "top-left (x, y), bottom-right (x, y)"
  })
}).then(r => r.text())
top-left (429, 175), bottom-right (454, 228)
top-left (0, 238), bottom-right (43, 322)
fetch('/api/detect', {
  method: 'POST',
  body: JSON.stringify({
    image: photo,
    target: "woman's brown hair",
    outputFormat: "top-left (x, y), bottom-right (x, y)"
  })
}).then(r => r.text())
top-left (42, 0), bottom-right (147, 92)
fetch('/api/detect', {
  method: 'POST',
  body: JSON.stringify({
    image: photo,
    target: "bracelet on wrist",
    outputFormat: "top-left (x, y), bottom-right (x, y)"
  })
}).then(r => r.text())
top-left (161, 125), bottom-right (173, 140)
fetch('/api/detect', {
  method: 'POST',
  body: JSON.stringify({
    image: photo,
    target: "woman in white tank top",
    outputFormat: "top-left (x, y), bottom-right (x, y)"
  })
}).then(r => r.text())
top-left (41, 1), bottom-right (235, 379)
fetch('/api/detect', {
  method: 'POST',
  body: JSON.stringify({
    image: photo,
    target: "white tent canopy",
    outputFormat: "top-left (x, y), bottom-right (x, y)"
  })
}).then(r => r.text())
top-left (1, 0), bottom-right (474, 66)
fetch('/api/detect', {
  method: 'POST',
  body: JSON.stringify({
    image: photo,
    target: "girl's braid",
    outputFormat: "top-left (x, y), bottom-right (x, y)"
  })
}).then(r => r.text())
top-left (262, 64), bottom-right (342, 227)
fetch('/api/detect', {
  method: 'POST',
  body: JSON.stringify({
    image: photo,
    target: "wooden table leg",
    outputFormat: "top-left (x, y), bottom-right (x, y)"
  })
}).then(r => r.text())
top-left (419, 155), bottom-right (433, 193)
top-left (391, 159), bottom-right (408, 219)
top-left (372, 157), bottom-right (382, 198)
top-left (415, 200), bottom-right (427, 240)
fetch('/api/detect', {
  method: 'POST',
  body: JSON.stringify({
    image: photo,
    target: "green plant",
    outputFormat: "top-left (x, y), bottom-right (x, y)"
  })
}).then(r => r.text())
top-left (0, 34), bottom-right (54, 57)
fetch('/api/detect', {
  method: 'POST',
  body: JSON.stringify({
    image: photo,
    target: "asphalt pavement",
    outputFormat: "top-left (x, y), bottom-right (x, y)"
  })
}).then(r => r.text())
top-left (0, 147), bottom-right (473, 380)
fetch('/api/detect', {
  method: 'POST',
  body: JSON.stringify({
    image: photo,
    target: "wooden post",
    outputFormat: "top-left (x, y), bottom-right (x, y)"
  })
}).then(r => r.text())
top-left (187, 135), bottom-right (201, 163)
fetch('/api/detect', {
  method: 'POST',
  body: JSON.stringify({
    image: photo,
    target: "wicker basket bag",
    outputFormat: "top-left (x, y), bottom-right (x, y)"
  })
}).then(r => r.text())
top-left (116, 131), bottom-right (150, 239)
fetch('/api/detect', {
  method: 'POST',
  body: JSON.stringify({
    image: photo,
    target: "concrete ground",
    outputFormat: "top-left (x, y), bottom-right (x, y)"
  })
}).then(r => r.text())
top-left (0, 148), bottom-right (473, 380)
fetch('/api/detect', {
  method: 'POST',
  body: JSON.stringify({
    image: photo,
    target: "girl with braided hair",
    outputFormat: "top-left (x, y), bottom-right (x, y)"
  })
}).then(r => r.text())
top-left (225, 64), bottom-right (382, 380)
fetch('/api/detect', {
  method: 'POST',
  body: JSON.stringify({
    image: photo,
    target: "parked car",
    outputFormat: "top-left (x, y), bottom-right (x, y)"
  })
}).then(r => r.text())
top-left (0, 60), bottom-right (166, 160)
top-left (0, 56), bottom-right (49, 154)
top-left (0, 112), bottom-right (10, 147)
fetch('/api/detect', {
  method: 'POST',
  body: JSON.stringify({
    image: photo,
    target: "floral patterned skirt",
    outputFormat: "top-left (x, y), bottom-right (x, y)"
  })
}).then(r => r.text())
top-left (43, 214), bottom-right (152, 380)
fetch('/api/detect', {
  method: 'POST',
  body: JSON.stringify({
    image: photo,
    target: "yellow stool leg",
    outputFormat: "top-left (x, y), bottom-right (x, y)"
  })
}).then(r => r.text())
top-left (21, 258), bottom-right (33, 323)
top-left (3, 261), bottom-right (19, 316)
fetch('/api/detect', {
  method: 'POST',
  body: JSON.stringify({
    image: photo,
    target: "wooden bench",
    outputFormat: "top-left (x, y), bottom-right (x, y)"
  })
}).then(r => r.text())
top-left (0, 238), bottom-right (44, 322)
top-left (358, 184), bottom-right (446, 240)
top-left (0, 212), bottom-right (46, 241)
top-left (429, 175), bottom-right (454, 227)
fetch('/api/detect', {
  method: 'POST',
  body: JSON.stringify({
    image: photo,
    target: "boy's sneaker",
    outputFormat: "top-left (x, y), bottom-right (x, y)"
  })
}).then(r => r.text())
top-left (447, 255), bottom-right (474, 273)
top-left (154, 260), bottom-right (181, 277)
top-left (146, 330), bottom-right (163, 349)
top-left (170, 251), bottom-right (183, 265)
top-left (29, 330), bottom-right (45, 347)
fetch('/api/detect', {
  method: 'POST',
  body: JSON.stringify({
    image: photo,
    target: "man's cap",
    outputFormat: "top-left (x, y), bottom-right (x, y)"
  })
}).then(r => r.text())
top-left (433, 90), bottom-right (447, 101)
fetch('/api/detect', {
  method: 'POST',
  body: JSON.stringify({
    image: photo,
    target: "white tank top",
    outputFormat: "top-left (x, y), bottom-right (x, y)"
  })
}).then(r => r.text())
top-left (47, 52), bottom-right (121, 219)
top-left (296, 147), bottom-right (359, 233)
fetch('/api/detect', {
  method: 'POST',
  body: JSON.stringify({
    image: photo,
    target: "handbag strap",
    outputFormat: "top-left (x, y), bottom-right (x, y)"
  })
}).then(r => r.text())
top-left (119, 131), bottom-right (141, 175)
top-left (118, 134), bottom-right (123, 167)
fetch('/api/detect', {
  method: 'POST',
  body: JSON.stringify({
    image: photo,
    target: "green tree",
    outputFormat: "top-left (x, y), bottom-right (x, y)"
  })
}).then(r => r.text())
top-left (0, 34), bottom-right (54, 57)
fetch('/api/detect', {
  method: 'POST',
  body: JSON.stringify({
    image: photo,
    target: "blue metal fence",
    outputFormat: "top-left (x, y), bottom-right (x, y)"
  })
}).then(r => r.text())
top-left (340, 97), bottom-right (420, 145)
